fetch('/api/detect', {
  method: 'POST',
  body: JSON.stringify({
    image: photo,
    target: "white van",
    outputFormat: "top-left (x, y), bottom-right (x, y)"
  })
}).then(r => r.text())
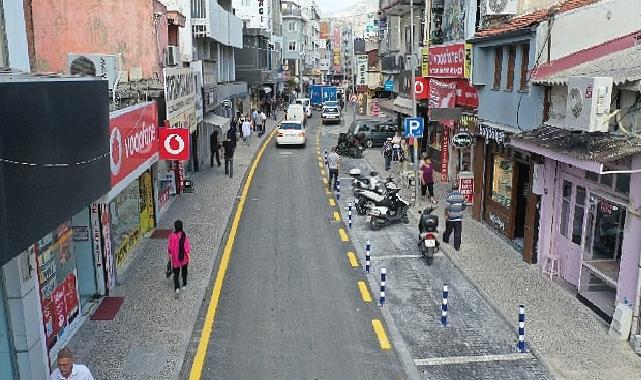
top-left (287, 103), bottom-right (306, 124)
top-left (295, 98), bottom-right (312, 118)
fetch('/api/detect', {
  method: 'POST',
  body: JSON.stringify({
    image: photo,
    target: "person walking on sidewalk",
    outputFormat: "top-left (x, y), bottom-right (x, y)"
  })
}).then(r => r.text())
top-left (242, 117), bottom-right (252, 146)
top-left (209, 131), bottom-right (221, 168)
top-left (260, 109), bottom-right (267, 134)
top-left (391, 132), bottom-right (401, 162)
top-left (252, 109), bottom-right (261, 132)
top-left (168, 220), bottom-right (191, 298)
top-left (222, 138), bottom-right (236, 178)
top-left (327, 147), bottom-right (341, 190)
top-left (382, 138), bottom-right (393, 171)
top-left (50, 347), bottom-right (94, 380)
top-left (443, 182), bottom-right (466, 251)
top-left (420, 154), bottom-right (436, 204)
top-left (228, 120), bottom-right (238, 147)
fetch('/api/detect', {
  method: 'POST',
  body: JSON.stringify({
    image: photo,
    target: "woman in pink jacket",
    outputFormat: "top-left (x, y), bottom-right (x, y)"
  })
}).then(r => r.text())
top-left (167, 220), bottom-right (191, 298)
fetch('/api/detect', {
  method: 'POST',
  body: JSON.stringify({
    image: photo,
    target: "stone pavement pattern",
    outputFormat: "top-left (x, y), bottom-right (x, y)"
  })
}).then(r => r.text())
top-left (65, 121), bottom-right (276, 379)
top-left (322, 107), bottom-right (641, 379)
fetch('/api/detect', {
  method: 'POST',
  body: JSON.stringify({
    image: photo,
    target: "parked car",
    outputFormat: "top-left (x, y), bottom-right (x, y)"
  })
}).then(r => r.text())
top-left (287, 103), bottom-right (306, 125)
top-left (276, 120), bottom-right (306, 147)
top-left (321, 102), bottom-right (341, 124)
top-left (347, 118), bottom-right (397, 148)
top-left (295, 98), bottom-right (312, 118)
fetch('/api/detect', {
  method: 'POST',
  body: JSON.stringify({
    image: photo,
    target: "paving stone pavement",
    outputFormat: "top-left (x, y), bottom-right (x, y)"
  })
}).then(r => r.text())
top-left (320, 108), bottom-right (641, 379)
top-left (64, 120), bottom-right (277, 379)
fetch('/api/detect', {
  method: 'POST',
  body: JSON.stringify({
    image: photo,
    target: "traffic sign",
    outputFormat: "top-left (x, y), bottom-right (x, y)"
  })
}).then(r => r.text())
top-left (350, 94), bottom-right (357, 103)
top-left (159, 128), bottom-right (190, 161)
top-left (403, 117), bottom-right (424, 138)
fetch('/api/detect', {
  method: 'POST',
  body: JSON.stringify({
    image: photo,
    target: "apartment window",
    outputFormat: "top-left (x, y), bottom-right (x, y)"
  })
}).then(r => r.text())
top-left (506, 46), bottom-right (516, 91)
top-left (288, 21), bottom-right (296, 32)
top-left (493, 47), bottom-right (503, 89)
top-left (241, 0), bottom-right (250, 5)
top-left (520, 44), bottom-right (530, 90)
top-left (288, 41), bottom-right (297, 51)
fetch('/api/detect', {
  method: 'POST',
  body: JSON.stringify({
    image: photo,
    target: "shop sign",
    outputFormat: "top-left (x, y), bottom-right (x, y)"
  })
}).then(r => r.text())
top-left (41, 273), bottom-right (79, 350)
top-left (371, 100), bottom-right (380, 117)
top-left (109, 102), bottom-right (159, 188)
top-left (159, 127), bottom-right (191, 161)
top-left (421, 47), bottom-right (429, 77)
top-left (455, 79), bottom-right (478, 108)
top-left (71, 226), bottom-right (89, 241)
top-left (429, 78), bottom-right (457, 109)
top-left (174, 161), bottom-right (186, 194)
top-left (90, 204), bottom-right (103, 271)
top-left (459, 176), bottom-right (474, 205)
top-left (429, 43), bottom-right (466, 78)
top-left (163, 67), bottom-right (195, 119)
top-left (479, 123), bottom-right (507, 144)
top-left (452, 132), bottom-right (473, 149)
top-left (415, 77), bottom-right (429, 100)
top-left (356, 55), bottom-right (368, 92)
top-left (115, 228), bottom-right (141, 267)
top-left (320, 21), bottom-right (330, 40)
top-left (384, 79), bottom-right (394, 91)
top-left (441, 128), bottom-right (450, 182)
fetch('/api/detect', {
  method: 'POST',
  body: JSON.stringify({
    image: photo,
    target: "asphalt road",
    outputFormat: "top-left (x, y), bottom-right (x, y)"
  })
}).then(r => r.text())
top-left (200, 115), bottom-right (406, 379)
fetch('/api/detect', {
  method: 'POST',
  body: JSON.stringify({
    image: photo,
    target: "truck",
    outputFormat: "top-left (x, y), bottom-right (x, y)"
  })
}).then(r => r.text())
top-left (321, 86), bottom-right (338, 105)
top-left (310, 85), bottom-right (323, 109)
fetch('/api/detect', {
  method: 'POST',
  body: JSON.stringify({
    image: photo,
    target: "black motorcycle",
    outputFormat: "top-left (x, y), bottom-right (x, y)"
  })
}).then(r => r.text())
top-left (419, 206), bottom-right (439, 265)
top-left (336, 132), bottom-right (365, 159)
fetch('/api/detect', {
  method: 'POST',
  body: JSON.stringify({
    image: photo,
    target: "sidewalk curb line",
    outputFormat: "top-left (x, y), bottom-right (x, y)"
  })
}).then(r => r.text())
top-left (177, 124), bottom-right (278, 380)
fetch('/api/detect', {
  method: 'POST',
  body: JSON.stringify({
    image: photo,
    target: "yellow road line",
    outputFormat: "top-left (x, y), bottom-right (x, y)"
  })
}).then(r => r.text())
top-left (371, 319), bottom-right (392, 350)
top-left (188, 127), bottom-right (277, 380)
top-left (333, 211), bottom-right (341, 221)
top-left (320, 169), bottom-right (326, 176)
top-left (358, 281), bottom-right (372, 302)
top-left (347, 251), bottom-right (358, 267)
top-left (318, 162), bottom-right (323, 168)
top-left (325, 188), bottom-right (332, 194)
top-left (338, 228), bottom-right (349, 241)
top-left (322, 178), bottom-right (329, 185)
top-left (329, 198), bottom-right (336, 206)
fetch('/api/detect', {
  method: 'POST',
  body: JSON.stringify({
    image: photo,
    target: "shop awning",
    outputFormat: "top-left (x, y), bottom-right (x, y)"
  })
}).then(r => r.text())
top-left (378, 97), bottom-right (412, 116)
top-left (203, 113), bottom-right (230, 128)
top-left (510, 126), bottom-right (641, 174)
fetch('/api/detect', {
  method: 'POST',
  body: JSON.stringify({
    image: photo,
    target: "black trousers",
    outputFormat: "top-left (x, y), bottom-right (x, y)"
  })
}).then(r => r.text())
top-left (224, 158), bottom-right (233, 178)
top-left (210, 149), bottom-right (220, 167)
top-left (172, 264), bottom-right (188, 289)
top-left (443, 221), bottom-right (462, 250)
top-left (421, 182), bottom-right (434, 197)
top-left (328, 168), bottom-right (338, 189)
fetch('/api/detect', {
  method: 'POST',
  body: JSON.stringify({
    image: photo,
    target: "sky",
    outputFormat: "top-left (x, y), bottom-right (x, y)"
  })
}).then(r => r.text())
top-left (317, 0), bottom-right (362, 16)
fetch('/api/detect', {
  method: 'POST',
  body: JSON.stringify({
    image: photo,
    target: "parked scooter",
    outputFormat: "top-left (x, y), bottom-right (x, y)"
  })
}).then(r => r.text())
top-left (418, 205), bottom-right (439, 265)
top-left (336, 133), bottom-right (365, 159)
top-left (349, 169), bottom-right (392, 196)
top-left (366, 183), bottom-right (410, 230)
top-left (353, 178), bottom-right (396, 215)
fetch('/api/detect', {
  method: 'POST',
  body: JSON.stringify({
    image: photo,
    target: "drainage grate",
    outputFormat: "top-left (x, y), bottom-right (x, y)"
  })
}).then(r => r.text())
top-left (150, 229), bottom-right (172, 239)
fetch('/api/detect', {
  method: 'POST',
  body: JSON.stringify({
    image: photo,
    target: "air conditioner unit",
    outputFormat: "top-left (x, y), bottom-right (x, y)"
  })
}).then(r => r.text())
top-left (565, 76), bottom-right (613, 132)
top-left (485, 0), bottom-right (517, 16)
top-left (165, 45), bottom-right (180, 67)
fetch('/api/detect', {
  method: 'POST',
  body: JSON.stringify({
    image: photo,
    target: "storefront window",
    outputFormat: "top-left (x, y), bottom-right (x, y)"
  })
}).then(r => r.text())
top-left (490, 155), bottom-right (513, 208)
top-left (584, 195), bottom-right (626, 261)
top-left (111, 180), bottom-right (142, 267)
top-left (571, 186), bottom-right (586, 245)
top-left (600, 174), bottom-right (613, 187)
top-left (616, 173), bottom-right (630, 194)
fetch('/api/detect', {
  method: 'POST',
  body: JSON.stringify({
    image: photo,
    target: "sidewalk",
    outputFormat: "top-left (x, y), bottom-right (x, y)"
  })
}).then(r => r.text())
top-left (64, 121), bottom-right (277, 379)
top-left (350, 135), bottom-right (641, 379)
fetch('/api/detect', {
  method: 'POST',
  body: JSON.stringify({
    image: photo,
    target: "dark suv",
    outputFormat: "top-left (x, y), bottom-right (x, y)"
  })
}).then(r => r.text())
top-left (347, 119), bottom-right (398, 148)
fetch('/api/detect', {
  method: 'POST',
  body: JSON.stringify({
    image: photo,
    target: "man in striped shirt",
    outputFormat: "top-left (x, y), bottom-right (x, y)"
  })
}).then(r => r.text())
top-left (443, 182), bottom-right (466, 251)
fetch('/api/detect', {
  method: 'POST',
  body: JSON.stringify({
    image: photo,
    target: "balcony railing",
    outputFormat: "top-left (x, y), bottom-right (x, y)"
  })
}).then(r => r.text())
top-left (192, 1), bottom-right (242, 48)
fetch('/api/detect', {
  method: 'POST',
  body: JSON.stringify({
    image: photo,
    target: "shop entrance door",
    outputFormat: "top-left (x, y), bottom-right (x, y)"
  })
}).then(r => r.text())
top-left (554, 178), bottom-right (587, 286)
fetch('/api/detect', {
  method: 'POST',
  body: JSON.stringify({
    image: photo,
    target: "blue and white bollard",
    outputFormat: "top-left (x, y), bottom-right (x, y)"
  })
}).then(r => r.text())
top-left (441, 284), bottom-right (448, 326)
top-left (364, 240), bottom-right (371, 273)
top-left (336, 178), bottom-right (341, 201)
top-left (379, 267), bottom-right (386, 306)
top-left (324, 149), bottom-right (328, 166)
top-left (518, 305), bottom-right (526, 352)
top-left (348, 202), bottom-right (352, 229)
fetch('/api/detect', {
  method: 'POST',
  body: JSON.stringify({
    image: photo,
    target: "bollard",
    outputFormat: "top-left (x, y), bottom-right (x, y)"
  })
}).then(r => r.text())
top-left (364, 240), bottom-right (371, 273)
top-left (324, 149), bottom-right (328, 166)
top-left (337, 178), bottom-right (341, 201)
top-left (379, 267), bottom-right (386, 306)
top-left (441, 284), bottom-right (448, 326)
top-left (518, 305), bottom-right (526, 352)
top-left (348, 202), bottom-right (352, 229)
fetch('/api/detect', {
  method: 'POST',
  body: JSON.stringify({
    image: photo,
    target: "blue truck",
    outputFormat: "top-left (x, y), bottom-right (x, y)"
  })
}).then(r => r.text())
top-left (310, 85), bottom-right (338, 109)
top-left (321, 86), bottom-right (338, 105)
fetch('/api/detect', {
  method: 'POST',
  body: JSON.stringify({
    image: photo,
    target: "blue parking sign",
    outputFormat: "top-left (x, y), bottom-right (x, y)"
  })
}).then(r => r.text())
top-left (403, 117), bottom-right (424, 138)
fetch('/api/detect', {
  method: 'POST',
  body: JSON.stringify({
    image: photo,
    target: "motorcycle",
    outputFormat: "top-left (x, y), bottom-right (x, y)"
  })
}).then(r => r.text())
top-left (418, 206), bottom-right (439, 265)
top-left (353, 178), bottom-right (396, 215)
top-left (366, 183), bottom-right (410, 230)
top-left (336, 133), bottom-right (365, 159)
top-left (349, 169), bottom-right (391, 196)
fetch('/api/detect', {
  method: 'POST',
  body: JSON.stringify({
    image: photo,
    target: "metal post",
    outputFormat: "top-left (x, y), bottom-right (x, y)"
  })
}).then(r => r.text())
top-left (348, 202), bottom-right (352, 229)
top-left (324, 149), bottom-right (328, 166)
top-left (336, 178), bottom-right (341, 200)
top-left (441, 284), bottom-right (448, 326)
top-left (379, 267), bottom-right (386, 306)
top-left (410, 0), bottom-right (420, 207)
top-left (365, 240), bottom-right (371, 273)
top-left (518, 305), bottom-right (526, 352)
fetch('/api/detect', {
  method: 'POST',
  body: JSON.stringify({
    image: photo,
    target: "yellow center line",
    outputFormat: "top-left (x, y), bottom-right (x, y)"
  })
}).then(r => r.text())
top-left (333, 211), bottom-right (341, 221)
top-left (318, 162), bottom-right (323, 168)
top-left (329, 198), bottom-right (336, 206)
top-left (338, 228), bottom-right (349, 241)
top-left (371, 319), bottom-right (392, 350)
top-left (189, 127), bottom-right (277, 379)
top-left (358, 281), bottom-right (372, 302)
top-left (347, 251), bottom-right (358, 267)
top-left (322, 178), bottom-right (329, 185)
top-left (320, 169), bottom-right (326, 176)
top-left (325, 188), bottom-right (332, 194)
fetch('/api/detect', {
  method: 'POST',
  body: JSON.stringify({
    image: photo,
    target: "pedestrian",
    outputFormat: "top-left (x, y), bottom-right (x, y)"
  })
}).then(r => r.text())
top-left (50, 347), bottom-right (94, 380)
top-left (391, 132), bottom-right (401, 162)
top-left (260, 109), bottom-right (267, 134)
top-left (252, 108), bottom-right (260, 132)
top-left (382, 138), bottom-right (393, 171)
top-left (227, 119), bottom-right (238, 147)
top-left (419, 153), bottom-right (436, 204)
top-left (327, 147), bottom-right (341, 190)
top-left (443, 182), bottom-right (466, 252)
top-left (222, 137), bottom-right (236, 178)
top-left (209, 131), bottom-right (221, 168)
top-left (242, 117), bottom-right (252, 145)
top-left (168, 220), bottom-right (191, 298)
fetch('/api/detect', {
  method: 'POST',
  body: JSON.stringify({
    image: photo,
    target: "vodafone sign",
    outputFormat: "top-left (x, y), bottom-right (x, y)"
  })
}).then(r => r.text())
top-left (109, 102), bottom-right (159, 187)
top-left (159, 128), bottom-right (190, 161)
top-left (415, 77), bottom-right (429, 100)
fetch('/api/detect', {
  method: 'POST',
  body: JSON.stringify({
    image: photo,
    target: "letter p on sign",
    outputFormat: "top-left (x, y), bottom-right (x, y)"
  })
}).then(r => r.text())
top-left (403, 117), bottom-right (424, 138)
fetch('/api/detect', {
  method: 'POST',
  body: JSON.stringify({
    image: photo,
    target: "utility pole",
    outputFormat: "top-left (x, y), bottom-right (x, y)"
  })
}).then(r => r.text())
top-left (410, 0), bottom-right (419, 205)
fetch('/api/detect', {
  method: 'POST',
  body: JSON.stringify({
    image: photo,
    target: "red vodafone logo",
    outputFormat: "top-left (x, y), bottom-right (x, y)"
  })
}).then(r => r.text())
top-left (159, 128), bottom-right (190, 161)
top-left (415, 77), bottom-right (429, 100)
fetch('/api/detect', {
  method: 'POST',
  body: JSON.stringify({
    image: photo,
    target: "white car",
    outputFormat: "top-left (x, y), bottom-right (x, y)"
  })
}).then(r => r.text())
top-left (275, 121), bottom-right (306, 147)
top-left (295, 98), bottom-right (312, 118)
top-left (321, 101), bottom-right (341, 124)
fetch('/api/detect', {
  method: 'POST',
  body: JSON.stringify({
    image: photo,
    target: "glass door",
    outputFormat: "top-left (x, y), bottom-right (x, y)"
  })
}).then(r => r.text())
top-left (554, 179), bottom-right (586, 286)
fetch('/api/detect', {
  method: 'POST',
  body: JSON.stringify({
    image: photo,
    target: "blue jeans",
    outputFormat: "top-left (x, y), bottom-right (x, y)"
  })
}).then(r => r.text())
top-left (384, 155), bottom-right (392, 171)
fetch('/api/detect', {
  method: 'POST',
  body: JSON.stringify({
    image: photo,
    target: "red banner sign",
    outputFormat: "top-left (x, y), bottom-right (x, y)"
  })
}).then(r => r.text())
top-left (415, 77), bottom-right (429, 100)
top-left (441, 128), bottom-right (450, 182)
top-left (429, 44), bottom-right (466, 78)
top-left (159, 127), bottom-right (191, 161)
top-left (454, 79), bottom-right (478, 108)
top-left (429, 78), bottom-right (457, 109)
top-left (459, 177), bottom-right (474, 205)
top-left (110, 102), bottom-right (159, 187)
